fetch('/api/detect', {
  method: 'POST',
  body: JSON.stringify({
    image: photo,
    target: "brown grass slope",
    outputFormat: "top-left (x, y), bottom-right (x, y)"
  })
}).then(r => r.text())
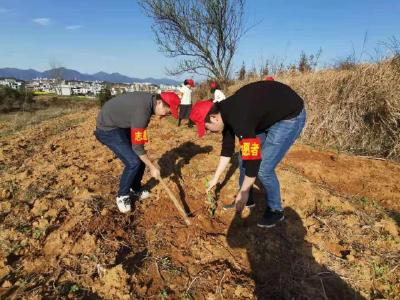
top-left (224, 59), bottom-right (400, 160)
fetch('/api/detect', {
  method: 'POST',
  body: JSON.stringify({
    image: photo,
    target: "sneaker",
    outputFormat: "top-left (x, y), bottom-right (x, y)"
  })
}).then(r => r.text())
top-left (116, 195), bottom-right (131, 213)
top-left (130, 189), bottom-right (151, 200)
top-left (257, 209), bottom-right (284, 228)
top-left (223, 196), bottom-right (255, 210)
top-left (245, 196), bottom-right (255, 208)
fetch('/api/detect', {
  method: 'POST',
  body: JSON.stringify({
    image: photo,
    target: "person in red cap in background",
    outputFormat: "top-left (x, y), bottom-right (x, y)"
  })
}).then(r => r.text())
top-left (210, 81), bottom-right (226, 103)
top-left (95, 91), bottom-right (180, 213)
top-left (190, 80), bottom-right (306, 228)
top-left (265, 75), bottom-right (275, 81)
top-left (177, 79), bottom-right (195, 127)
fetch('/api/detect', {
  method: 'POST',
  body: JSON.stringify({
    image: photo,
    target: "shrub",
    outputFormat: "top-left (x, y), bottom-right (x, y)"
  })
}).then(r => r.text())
top-left (97, 87), bottom-right (112, 107)
top-left (0, 86), bottom-right (35, 113)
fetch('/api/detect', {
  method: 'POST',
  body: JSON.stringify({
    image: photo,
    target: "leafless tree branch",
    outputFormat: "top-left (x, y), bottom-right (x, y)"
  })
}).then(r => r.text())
top-left (138, 0), bottom-right (246, 82)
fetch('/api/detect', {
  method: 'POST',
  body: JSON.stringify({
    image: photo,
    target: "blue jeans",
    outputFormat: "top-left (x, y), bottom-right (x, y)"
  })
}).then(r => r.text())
top-left (95, 128), bottom-right (145, 196)
top-left (239, 109), bottom-right (306, 211)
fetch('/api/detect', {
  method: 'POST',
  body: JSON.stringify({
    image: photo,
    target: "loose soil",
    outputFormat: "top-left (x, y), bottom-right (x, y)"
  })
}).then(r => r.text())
top-left (0, 108), bottom-right (399, 299)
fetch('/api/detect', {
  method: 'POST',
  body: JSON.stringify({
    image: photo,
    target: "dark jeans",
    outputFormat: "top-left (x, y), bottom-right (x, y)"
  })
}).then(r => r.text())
top-left (178, 104), bottom-right (194, 127)
top-left (95, 128), bottom-right (145, 196)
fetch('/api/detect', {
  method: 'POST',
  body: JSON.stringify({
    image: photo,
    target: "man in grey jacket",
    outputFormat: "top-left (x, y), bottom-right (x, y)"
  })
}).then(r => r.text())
top-left (95, 91), bottom-right (180, 213)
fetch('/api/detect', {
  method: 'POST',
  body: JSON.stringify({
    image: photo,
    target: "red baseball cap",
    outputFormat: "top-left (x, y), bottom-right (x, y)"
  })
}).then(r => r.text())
top-left (190, 100), bottom-right (214, 137)
top-left (210, 81), bottom-right (219, 89)
top-left (160, 92), bottom-right (181, 119)
top-left (265, 76), bottom-right (274, 81)
top-left (186, 79), bottom-right (195, 87)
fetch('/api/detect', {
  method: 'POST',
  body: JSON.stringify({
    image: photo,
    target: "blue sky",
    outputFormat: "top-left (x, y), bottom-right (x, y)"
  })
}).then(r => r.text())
top-left (0, 0), bottom-right (399, 80)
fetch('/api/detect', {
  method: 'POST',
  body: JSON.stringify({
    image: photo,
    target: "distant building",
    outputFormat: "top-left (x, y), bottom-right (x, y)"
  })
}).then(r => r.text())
top-left (0, 78), bottom-right (23, 89)
top-left (22, 78), bottom-right (178, 97)
top-left (111, 84), bottom-right (130, 95)
top-left (59, 84), bottom-right (72, 96)
top-left (159, 84), bottom-right (180, 92)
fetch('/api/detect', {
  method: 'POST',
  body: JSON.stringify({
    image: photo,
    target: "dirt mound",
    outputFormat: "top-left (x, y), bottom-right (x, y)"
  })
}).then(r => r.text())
top-left (0, 108), bottom-right (399, 299)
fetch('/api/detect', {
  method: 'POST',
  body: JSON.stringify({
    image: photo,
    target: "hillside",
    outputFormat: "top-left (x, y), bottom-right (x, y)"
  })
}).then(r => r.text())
top-left (223, 59), bottom-right (400, 161)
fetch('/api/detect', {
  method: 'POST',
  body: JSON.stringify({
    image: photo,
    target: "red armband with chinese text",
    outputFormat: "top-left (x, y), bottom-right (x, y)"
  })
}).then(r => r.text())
top-left (131, 128), bottom-right (149, 144)
top-left (240, 138), bottom-right (261, 160)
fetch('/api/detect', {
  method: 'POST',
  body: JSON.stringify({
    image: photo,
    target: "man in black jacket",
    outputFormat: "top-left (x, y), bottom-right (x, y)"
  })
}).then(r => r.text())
top-left (190, 80), bottom-right (306, 228)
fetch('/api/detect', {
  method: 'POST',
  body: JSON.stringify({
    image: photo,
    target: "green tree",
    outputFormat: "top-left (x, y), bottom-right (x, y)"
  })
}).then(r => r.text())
top-left (97, 87), bottom-right (112, 107)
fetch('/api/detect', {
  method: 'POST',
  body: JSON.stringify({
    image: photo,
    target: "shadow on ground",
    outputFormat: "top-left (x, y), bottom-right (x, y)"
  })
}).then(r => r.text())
top-left (144, 141), bottom-right (213, 215)
top-left (226, 197), bottom-right (365, 299)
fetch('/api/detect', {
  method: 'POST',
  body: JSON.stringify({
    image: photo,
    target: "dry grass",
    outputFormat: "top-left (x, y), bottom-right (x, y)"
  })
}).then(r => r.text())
top-left (225, 58), bottom-right (400, 160)
top-left (0, 96), bottom-right (96, 137)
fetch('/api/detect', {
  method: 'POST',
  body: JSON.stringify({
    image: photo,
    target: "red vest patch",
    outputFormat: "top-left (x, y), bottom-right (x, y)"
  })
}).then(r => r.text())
top-left (240, 138), bottom-right (261, 160)
top-left (131, 128), bottom-right (149, 144)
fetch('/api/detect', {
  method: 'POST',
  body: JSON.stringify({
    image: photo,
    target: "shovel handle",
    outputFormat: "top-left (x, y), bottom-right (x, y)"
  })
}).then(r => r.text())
top-left (159, 177), bottom-right (191, 225)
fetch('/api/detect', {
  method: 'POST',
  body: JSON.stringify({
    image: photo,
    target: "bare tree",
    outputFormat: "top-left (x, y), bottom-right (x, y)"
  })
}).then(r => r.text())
top-left (298, 49), bottom-right (322, 73)
top-left (237, 61), bottom-right (246, 80)
top-left (138, 0), bottom-right (246, 83)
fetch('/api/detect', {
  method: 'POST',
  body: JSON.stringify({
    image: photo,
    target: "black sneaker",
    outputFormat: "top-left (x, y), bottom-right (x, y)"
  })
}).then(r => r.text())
top-left (130, 188), bottom-right (151, 200)
top-left (257, 209), bottom-right (284, 228)
top-left (222, 195), bottom-right (255, 210)
top-left (246, 196), bottom-right (255, 208)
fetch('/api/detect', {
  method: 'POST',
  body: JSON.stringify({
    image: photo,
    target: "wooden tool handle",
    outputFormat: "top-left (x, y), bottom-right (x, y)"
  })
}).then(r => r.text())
top-left (159, 177), bottom-right (191, 225)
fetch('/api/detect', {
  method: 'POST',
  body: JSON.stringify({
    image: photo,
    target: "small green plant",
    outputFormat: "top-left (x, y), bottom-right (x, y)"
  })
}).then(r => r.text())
top-left (57, 282), bottom-right (81, 296)
top-left (354, 196), bottom-right (382, 210)
top-left (10, 242), bottom-right (24, 254)
top-left (180, 292), bottom-right (193, 300)
top-left (16, 224), bottom-right (31, 234)
top-left (24, 185), bottom-right (43, 204)
top-left (159, 287), bottom-right (169, 299)
top-left (205, 179), bottom-right (217, 217)
top-left (157, 256), bottom-right (183, 275)
top-left (372, 262), bottom-right (389, 280)
top-left (158, 256), bottom-right (172, 269)
top-left (32, 228), bottom-right (45, 240)
top-left (357, 196), bottom-right (370, 206)
top-left (325, 206), bottom-right (337, 214)
top-left (69, 284), bottom-right (80, 293)
top-left (1, 180), bottom-right (19, 200)
top-left (89, 254), bottom-right (98, 262)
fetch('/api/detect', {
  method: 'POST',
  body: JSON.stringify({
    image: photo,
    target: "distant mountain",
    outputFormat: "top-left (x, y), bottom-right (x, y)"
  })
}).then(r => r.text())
top-left (91, 71), bottom-right (134, 83)
top-left (0, 68), bottom-right (42, 81)
top-left (0, 67), bottom-right (181, 85)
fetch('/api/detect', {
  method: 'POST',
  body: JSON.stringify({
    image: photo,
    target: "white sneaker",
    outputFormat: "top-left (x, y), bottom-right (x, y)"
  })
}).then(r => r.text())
top-left (116, 195), bottom-right (131, 213)
top-left (130, 189), bottom-right (151, 200)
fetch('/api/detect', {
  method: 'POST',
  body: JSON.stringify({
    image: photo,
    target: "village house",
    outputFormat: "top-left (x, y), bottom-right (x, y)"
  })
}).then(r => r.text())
top-left (0, 78), bottom-right (23, 89)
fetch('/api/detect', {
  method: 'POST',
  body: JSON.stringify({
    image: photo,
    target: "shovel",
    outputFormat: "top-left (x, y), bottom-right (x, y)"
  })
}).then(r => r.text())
top-left (158, 176), bottom-right (191, 226)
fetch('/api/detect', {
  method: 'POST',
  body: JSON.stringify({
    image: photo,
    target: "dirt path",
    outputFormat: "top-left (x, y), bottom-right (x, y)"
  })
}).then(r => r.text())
top-left (0, 108), bottom-right (399, 299)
